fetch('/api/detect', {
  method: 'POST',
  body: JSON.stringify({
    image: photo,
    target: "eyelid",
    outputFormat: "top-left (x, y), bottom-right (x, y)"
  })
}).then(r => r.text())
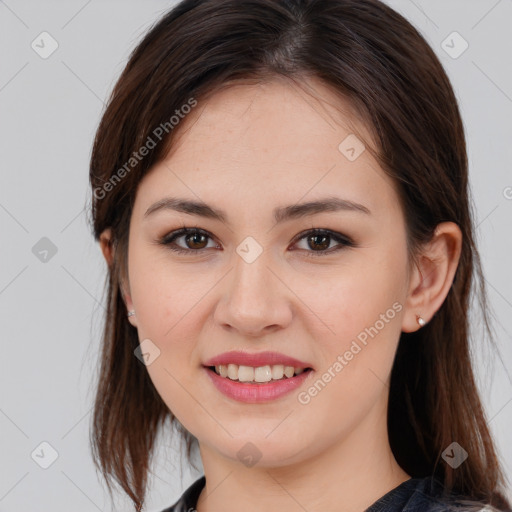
top-left (159, 227), bottom-right (219, 252)
top-left (158, 227), bottom-right (355, 256)
top-left (290, 229), bottom-right (355, 257)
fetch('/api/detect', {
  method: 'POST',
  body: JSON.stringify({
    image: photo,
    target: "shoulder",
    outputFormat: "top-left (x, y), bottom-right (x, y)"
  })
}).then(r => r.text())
top-left (401, 477), bottom-right (505, 512)
top-left (158, 475), bottom-right (206, 512)
top-left (366, 476), bottom-right (505, 512)
top-left (407, 499), bottom-right (504, 512)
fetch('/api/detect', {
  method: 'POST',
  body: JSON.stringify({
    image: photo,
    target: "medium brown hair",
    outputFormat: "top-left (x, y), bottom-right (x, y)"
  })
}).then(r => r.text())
top-left (87, 0), bottom-right (511, 510)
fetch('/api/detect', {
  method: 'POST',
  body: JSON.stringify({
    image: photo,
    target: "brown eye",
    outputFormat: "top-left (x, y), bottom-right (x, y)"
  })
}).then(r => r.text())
top-left (185, 232), bottom-right (209, 249)
top-left (160, 227), bottom-right (354, 258)
top-left (292, 229), bottom-right (354, 257)
top-left (306, 233), bottom-right (330, 251)
top-left (160, 228), bottom-right (218, 254)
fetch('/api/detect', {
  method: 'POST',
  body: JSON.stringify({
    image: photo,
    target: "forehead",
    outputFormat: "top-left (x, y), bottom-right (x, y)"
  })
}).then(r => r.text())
top-left (168, 75), bottom-right (375, 162)
top-left (135, 76), bottom-right (400, 223)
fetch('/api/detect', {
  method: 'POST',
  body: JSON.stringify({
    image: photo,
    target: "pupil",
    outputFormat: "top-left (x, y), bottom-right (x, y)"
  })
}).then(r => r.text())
top-left (309, 234), bottom-right (329, 251)
top-left (188, 233), bottom-right (206, 249)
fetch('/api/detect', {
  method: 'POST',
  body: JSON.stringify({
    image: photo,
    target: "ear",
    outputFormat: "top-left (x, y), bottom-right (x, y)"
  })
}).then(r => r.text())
top-left (99, 228), bottom-right (114, 267)
top-left (99, 228), bottom-right (138, 328)
top-left (401, 222), bottom-right (462, 333)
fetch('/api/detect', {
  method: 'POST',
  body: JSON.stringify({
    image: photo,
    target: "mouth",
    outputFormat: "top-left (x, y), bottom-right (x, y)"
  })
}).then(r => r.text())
top-left (202, 351), bottom-right (314, 402)
top-left (205, 364), bottom-right (313, 384)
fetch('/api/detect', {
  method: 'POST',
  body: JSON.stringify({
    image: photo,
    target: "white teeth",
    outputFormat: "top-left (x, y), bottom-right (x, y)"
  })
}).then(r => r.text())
top-left (271, 364), bottom-right (284, 380)
top-left (227, 364), bottom-right (238, 380)
top-left (284, 366), bottom-right (295, 378)
top-left (254, 365), bottom-right (272, 382)
top-left (238, 365), bottom-right (254, 382)
top-left (213, 363), bottom-right (308, 382)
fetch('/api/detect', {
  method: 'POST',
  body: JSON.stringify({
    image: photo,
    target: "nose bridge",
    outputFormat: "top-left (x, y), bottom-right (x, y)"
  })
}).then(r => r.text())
top-left (230, 247), bottom-right (276, 312)
top-left (216, 245), bottom-right (291, 334)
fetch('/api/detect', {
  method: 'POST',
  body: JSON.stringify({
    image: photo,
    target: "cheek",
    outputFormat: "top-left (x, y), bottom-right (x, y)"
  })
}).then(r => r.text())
top-left (302, 247), bottom-right (407, 383)
top-left (307, 252), bottom-right (405, 334)
top-left (292, 275), bottom-right (405, 442)
top-left (128, 255), bottom-right (208, 424)
top-left (128, 243), bottom-right (211, 340)
top-left (127, 248), bottom-right (215, 401)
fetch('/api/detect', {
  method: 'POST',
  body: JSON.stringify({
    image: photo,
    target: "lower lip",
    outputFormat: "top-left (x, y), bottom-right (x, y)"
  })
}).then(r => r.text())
top-left (204, 366), bottom-right (313, 403)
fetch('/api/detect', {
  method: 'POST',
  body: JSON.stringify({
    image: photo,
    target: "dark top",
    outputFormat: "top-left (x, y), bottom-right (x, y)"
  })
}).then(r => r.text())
top-left (159, 475), bottom-right (492, 511)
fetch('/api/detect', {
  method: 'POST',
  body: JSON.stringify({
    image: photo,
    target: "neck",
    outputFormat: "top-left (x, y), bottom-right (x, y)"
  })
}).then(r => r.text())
top-left (195, 399), bottom-right (410, 512)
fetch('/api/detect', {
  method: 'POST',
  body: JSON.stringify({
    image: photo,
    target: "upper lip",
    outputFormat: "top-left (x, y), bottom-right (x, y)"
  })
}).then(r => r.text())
top-left (203, 350), bottom-right (313, 369)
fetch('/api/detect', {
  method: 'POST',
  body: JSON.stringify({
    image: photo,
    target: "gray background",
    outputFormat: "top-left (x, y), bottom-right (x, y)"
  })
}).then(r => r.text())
top-left (1, 1), bottom-right (511, 511)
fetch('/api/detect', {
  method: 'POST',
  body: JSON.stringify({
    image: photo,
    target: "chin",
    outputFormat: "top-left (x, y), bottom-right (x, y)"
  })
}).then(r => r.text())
top-left (212, 436), bottom-right (309, 469)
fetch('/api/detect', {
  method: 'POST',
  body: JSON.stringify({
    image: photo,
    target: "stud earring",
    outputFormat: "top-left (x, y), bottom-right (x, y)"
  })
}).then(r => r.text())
top-left (127, 310), bottom-right (135, 318)
top-left (416, 315), bottom-right (426, 327)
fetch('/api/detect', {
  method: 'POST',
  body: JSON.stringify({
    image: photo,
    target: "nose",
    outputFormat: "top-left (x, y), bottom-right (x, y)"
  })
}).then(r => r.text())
top-left (214, 251), bottom-right (293, 337)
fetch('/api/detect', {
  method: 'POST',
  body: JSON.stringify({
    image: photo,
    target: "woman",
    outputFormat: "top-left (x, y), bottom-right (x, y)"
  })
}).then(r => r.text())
top-left (87, 0), bottom-right (511, 510)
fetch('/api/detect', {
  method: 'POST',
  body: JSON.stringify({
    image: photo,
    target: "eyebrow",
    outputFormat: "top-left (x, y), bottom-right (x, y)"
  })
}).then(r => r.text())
top-left (144, 196), bottom-right (371, 224)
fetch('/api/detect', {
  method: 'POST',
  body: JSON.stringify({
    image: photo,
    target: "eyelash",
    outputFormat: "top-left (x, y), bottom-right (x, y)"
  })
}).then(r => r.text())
top-left (158, 227), bottom-right (355, 258)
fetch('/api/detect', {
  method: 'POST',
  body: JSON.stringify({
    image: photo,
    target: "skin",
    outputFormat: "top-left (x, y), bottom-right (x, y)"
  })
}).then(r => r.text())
top-left (100, 76), bottom-right (462, 512)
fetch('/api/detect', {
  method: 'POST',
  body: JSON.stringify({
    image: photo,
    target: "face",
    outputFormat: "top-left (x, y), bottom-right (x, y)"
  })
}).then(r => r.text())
top-left (124, 77), bottom-right (413, 467)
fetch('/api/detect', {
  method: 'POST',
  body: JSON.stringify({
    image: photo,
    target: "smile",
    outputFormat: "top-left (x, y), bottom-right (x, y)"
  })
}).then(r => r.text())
top-left (204, 365), bottom-right (313, 403)
top-left (211, 363), bottom-right (310, 383)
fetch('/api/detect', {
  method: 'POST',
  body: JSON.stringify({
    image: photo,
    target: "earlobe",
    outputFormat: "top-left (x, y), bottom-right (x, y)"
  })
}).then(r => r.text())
top-left (119, 270), bottom-right (137, 328)
top-left (126, 309), bottom-right (137, 327)
top-left (123, 288), bottom-right (137, 328)
top-left (401, 222), bottom-right (462, 333)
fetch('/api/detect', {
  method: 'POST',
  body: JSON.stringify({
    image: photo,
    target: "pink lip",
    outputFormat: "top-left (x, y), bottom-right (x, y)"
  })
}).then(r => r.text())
top-left (203, 350), bottom-right (313, 369)
top-left (204, 366), bottom-right (313, 403)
